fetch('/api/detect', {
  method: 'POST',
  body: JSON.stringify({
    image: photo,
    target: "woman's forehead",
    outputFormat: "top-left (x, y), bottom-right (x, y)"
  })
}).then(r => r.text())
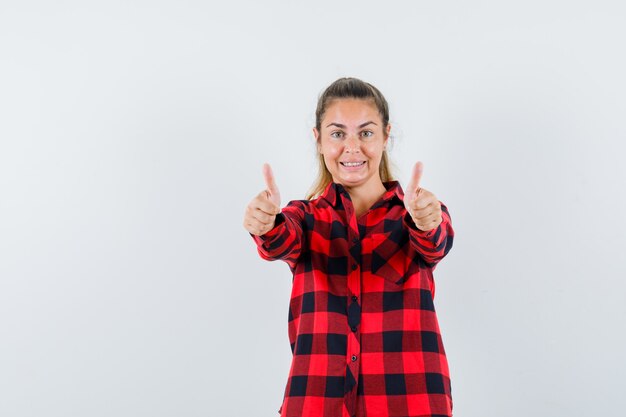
top-left (323, 99), bottom-right (381, 125)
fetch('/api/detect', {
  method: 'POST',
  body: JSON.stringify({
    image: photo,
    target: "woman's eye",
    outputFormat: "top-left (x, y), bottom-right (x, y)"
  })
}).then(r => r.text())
top-left (331, 131), bottom-right (343, 139)
top-left (361, 131), bottom-right (373, 138)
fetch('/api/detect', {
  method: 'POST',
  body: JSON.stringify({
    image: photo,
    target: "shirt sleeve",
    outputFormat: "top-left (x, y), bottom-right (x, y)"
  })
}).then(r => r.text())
top-left (250, 200), bottom-right (306, 270)
top-left (402, 201), bottom-right (454, 270)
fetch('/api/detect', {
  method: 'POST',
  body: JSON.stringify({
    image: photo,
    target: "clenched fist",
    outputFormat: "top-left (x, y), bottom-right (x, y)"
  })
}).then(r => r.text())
top-left (404, 162), bottom-right (443, 232)
top-left (244, 163), bottom-right (282, 236)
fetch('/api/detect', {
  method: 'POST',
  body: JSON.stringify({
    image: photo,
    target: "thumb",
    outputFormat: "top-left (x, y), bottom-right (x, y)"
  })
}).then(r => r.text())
top-left (262, 163), bottom-right (281, 207)
top-left (406, 161), bottom-right (423, 199)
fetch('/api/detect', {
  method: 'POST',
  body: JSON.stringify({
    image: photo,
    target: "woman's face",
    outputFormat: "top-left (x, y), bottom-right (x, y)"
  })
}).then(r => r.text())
top-left (313, 98), bottom-right (390, 192)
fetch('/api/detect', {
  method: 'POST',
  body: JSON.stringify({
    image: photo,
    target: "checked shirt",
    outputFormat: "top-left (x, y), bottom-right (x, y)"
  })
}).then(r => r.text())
top-left (252, 180), bottom-right (455, 417)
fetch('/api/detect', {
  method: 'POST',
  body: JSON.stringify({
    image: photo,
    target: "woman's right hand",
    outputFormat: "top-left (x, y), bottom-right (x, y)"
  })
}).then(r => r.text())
top-left (244, 163), bottom-right (282, 236)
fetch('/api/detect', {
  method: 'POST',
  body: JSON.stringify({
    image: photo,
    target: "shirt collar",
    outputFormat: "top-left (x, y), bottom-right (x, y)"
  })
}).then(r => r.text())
top-left (320, 180), bottom-right (405, 207)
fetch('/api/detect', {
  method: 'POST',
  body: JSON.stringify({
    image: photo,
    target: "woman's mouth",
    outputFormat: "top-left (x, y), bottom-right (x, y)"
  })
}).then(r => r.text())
top-left (340, 161), bottom-right (366, 171)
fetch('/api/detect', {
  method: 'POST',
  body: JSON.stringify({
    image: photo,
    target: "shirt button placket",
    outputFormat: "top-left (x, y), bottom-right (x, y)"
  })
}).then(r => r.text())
top-left (350, 294), bottom-right (359, 332)
top-left (347, 238), bottom-right (361, 335)
top-left (343, 194), bottom-right (362, 409)
top-left (347, 232), bottom-right (362, 403)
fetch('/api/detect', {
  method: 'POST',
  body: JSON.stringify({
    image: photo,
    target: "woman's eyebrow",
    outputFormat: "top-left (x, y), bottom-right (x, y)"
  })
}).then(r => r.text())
top-left (326, 121), bottom-right (378, 128)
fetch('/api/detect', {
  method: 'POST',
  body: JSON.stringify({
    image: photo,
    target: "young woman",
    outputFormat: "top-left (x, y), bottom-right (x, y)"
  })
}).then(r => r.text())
top-left (244, 77), bottom-right (455, 417)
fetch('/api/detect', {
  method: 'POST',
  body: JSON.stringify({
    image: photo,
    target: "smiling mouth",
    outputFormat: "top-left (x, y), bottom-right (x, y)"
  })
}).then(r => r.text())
top-left (340, 161), bottom-right (366, 167)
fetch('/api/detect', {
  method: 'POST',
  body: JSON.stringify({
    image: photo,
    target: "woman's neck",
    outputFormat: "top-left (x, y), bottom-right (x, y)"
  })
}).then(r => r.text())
top-left (344, 181), bottom-right (388, 218)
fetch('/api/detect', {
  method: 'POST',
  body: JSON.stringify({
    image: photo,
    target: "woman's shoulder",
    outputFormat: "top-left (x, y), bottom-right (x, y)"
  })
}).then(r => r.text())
top-left (282, 195), bottom-right (332, 218)
top-left (286, 193), bottom-right (327, 207)
top-left (282, 198), bottom-right (312, 213)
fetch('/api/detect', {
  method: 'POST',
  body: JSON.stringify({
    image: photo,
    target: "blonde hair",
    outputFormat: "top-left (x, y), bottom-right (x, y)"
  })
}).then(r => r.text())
top-left (306, 77), bottom-right (395, 200)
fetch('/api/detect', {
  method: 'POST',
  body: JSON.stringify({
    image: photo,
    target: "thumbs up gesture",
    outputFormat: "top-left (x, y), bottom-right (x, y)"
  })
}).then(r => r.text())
top-left (244, 163), bottom-right (282, 236)
top-left (404, 162), bottom-right (443, 232)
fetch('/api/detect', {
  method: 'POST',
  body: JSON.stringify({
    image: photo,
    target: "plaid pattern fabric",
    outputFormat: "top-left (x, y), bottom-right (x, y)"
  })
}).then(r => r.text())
top-left (252, 181), bottom-right (455, 417)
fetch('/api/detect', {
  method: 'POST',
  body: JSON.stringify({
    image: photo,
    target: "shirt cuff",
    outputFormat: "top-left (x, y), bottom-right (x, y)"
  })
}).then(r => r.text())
top-left (403, 211), bottom-right (438, 239)
top-left (250, 213), bottom-right (286, 242)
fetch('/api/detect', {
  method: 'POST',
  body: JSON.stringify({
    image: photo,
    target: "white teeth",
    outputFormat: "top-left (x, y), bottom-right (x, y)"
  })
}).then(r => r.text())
top-left (341, 161), bottom-right (365, 167)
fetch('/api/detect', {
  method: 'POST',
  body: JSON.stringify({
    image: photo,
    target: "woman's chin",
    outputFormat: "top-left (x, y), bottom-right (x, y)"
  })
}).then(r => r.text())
top-left (333, 173), bottom-right (372, 188)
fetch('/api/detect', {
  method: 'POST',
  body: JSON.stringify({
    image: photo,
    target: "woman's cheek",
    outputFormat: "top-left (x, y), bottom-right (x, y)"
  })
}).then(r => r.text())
top-left (329, 144), bottom-right (343, 157)
top-left (364, 143), bottom-right (382, 158)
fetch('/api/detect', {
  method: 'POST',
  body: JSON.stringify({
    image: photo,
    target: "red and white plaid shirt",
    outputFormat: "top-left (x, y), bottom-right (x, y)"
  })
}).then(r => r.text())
top-left (252, 180), bottom-right (455, 417)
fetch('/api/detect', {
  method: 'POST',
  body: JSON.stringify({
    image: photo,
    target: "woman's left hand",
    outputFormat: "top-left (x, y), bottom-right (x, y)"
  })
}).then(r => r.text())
top-left (404, 162), bottom-right (443, 232)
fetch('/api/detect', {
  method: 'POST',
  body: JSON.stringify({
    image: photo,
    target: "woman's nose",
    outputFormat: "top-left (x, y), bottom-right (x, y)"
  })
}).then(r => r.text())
top-left (344, 135), bottom-right (360, 153)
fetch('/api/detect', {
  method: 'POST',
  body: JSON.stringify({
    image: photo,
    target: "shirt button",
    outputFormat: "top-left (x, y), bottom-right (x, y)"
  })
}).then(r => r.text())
top-left (351, 326), bottom-right (357, 332)
top-left (351, 264), bottom-right (357, 271)
top-left (351, 355), bottom-right (358, 362)
top-left (352, 295), bottom-right (358, 302)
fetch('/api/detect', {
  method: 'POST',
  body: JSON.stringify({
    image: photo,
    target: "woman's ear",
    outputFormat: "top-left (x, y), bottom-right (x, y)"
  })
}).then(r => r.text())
top-left (384, 123), bottom-right (391, 148)
top-left (313, 127), bottom-right (322, 153)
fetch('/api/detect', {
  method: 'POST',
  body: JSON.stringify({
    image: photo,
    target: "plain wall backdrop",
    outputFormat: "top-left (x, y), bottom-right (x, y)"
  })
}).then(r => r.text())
top-left (1, 1), bottom-right (625, 416)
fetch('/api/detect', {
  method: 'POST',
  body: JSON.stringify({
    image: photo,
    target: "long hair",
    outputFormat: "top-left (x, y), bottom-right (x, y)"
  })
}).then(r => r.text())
top-left (306, 77), bottom-right (394, 200)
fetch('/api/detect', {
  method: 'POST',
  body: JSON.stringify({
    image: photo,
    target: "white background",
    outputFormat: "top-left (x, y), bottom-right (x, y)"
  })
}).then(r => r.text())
top-left (1, 1), bottom-right (625, 416)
